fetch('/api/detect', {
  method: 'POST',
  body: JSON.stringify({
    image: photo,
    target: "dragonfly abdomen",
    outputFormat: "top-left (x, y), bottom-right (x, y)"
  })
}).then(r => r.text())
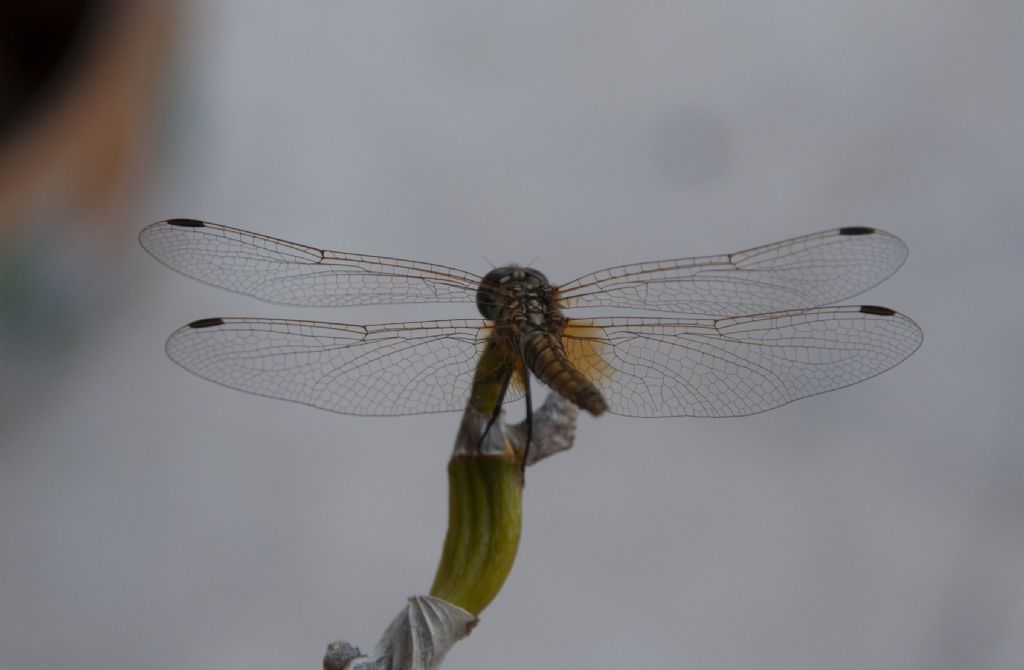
top-left (522, 331), bottom-right (607, 416)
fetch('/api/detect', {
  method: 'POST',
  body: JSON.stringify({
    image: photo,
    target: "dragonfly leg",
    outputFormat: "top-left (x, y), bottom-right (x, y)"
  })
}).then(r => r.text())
top-left (477, 372), bottom-right (513, 454)
top-left (519, 376), bottom-right (533, 482)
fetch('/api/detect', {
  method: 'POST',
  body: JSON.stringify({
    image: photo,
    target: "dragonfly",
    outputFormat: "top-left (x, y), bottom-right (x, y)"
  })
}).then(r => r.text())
top-left (139, 220), bottom-right (921, 425)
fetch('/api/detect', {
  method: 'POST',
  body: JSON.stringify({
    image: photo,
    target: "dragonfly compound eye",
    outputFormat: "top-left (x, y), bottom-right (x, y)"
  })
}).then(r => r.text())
top-left (477, 267), bottom-right (516, 320)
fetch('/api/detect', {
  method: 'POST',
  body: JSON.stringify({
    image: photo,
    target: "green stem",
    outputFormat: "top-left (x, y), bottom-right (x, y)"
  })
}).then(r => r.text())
top-left (429, 452), bottom-right (522, 616)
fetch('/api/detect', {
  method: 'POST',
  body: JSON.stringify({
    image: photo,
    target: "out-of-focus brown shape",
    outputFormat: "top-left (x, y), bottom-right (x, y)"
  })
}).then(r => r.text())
top-left (0, 2), bottom-right (94, 134)
top-left (0, 1), bottom-right (178, 242)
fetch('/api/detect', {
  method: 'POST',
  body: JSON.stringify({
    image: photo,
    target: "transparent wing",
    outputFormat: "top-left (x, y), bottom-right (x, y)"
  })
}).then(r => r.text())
top-left (139, 219), bottom-right (483, 307)
top-left (562, 306), bottom-right (922, 418)
top-left (164, 318), bottom-right (523, 416)
top-left (558, 227), bottom-right (908, 315)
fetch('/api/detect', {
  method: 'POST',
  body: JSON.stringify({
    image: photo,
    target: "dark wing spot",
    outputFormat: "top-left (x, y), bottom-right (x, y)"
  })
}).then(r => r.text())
top-left (839, 226), bottom-right (876, 236)
top-left (860, 305), bottom-right (896, 316)
top-left (166, 218), bottom-right (206, 227)
top-left (187, 317), bottom-right (225, 328)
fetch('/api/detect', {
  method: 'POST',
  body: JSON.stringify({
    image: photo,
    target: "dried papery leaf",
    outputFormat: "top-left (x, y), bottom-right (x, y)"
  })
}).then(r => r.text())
top-left (323, 597), bottom-right (477, 670)
top-left (522, 394), bottom-right (578, 466)
top-left (452, 392), bottom-right (578, 463)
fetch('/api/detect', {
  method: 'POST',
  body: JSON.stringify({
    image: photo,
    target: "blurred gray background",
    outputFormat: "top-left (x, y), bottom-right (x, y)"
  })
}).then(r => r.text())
top-left (2, 2), bottom-right (1022, 669)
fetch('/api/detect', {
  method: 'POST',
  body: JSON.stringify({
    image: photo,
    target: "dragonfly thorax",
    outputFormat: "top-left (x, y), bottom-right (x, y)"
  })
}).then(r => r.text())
top-left (476, 266), bottom-right (555, 322)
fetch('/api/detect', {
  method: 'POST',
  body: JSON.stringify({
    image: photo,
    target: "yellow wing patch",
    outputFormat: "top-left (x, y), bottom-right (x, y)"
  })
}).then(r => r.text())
top-left (561, 322), bottom-right (614, 387)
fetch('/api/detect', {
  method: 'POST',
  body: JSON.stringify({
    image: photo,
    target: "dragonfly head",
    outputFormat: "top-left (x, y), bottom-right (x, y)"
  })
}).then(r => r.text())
top-left (477, 265), bottom-right (551, 320)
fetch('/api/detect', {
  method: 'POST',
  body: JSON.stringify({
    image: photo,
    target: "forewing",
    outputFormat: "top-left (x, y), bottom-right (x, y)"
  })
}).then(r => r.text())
top-left (562, 307), bottom-right (922, 418)
top-left (139, 219), bottom-right (482, 307)
top-left (559, 227), bottom-right (908, 315)
top-left (165, 318), bottom-right (522, 416)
